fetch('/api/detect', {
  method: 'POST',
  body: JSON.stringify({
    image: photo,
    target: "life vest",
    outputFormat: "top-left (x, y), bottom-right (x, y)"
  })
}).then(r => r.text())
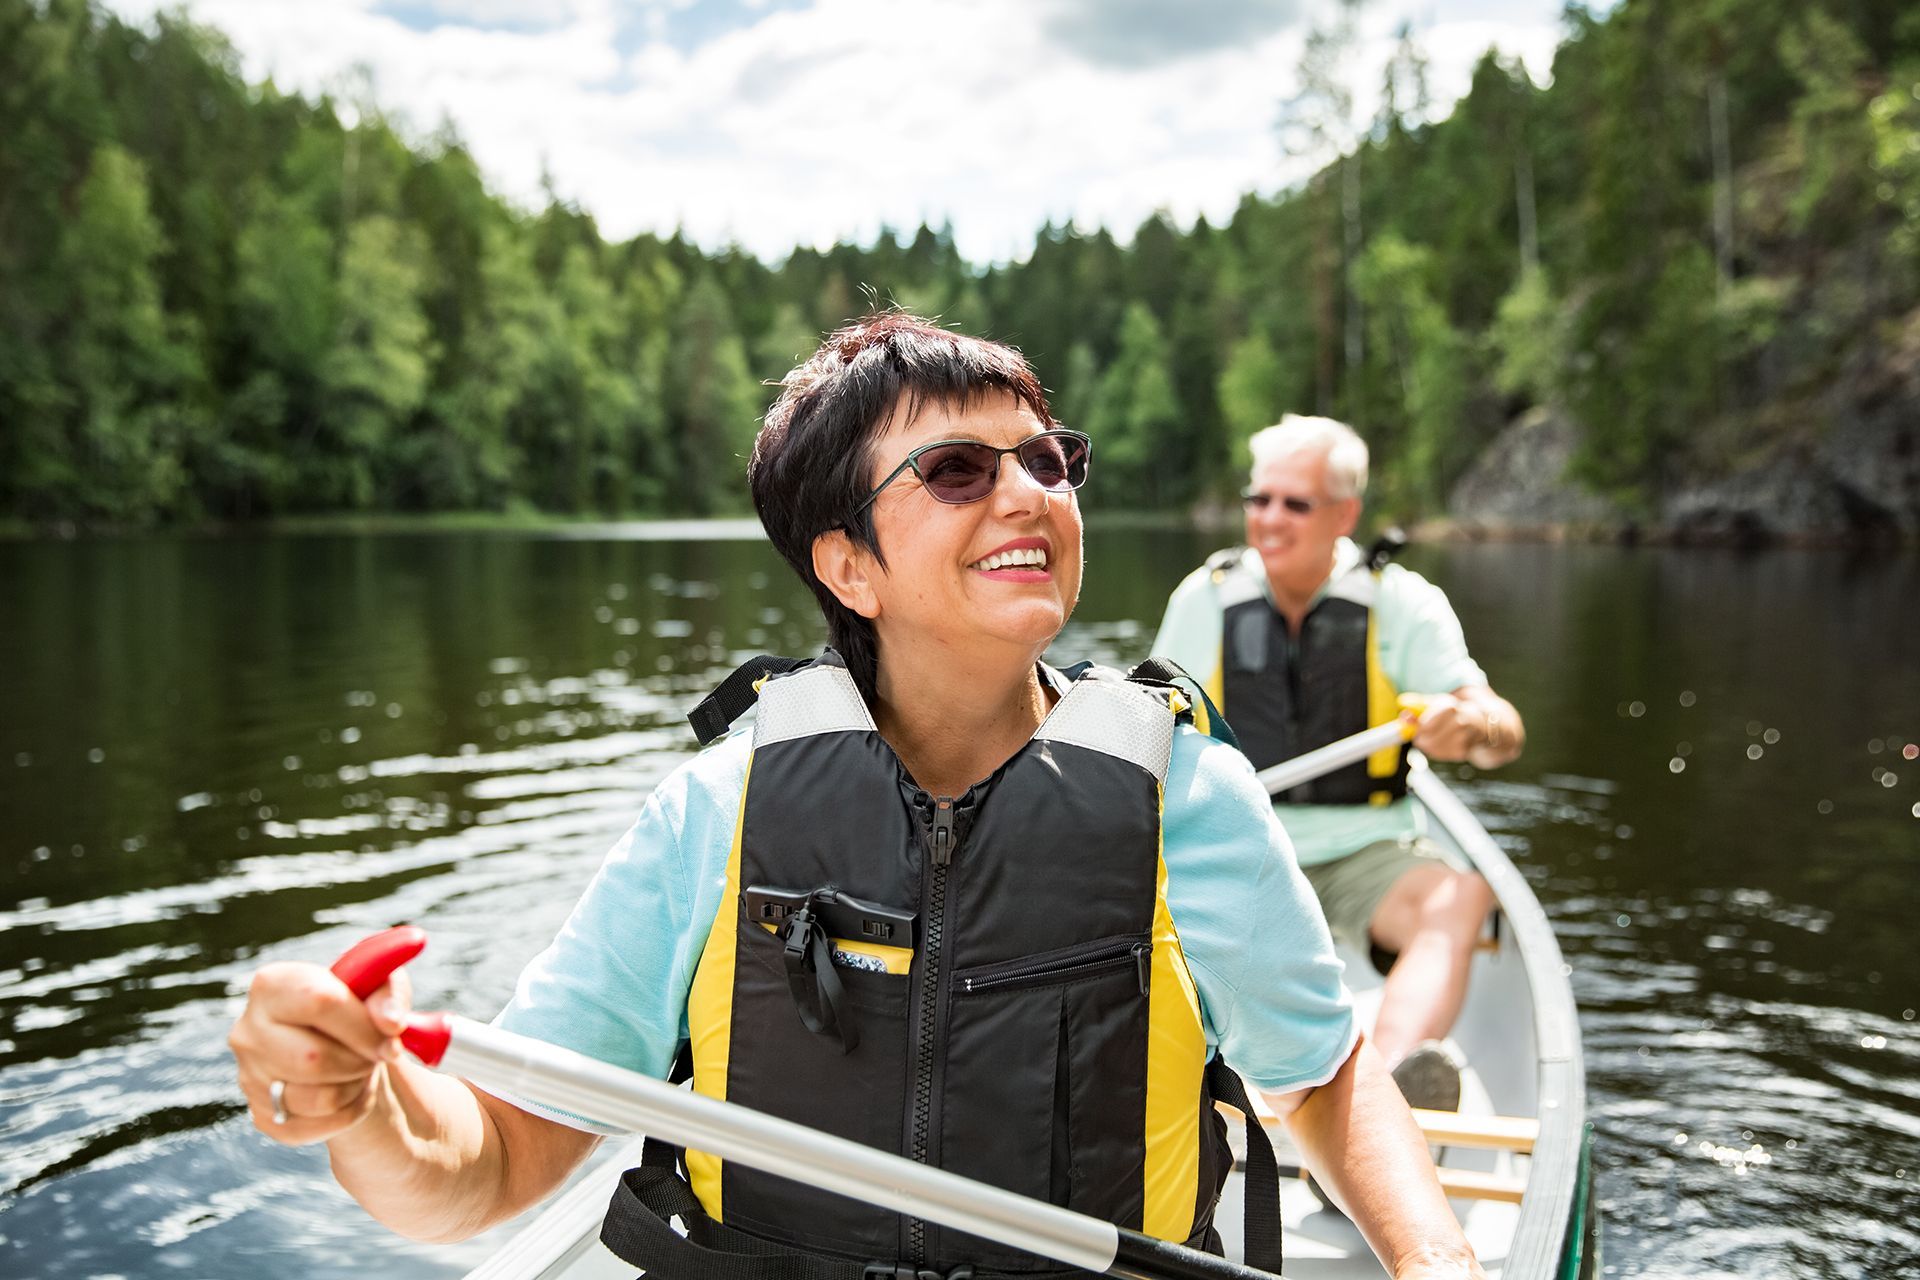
top-left (601, 651), bottom-right (1280, 1280)
top-left (1208, 549), bottom-right (1409, 807)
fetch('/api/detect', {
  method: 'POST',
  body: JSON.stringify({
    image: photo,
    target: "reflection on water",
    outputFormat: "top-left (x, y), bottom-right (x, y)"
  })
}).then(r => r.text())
top-left (1, 531), bottom-right (1916, 1277)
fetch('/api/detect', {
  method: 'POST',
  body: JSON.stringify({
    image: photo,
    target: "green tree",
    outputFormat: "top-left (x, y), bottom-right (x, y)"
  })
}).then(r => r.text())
top-left (1084, 304), bottom-right (1181, 507)
top-left (314, 215), bottom-right (436, 508)
top-left (218, 187), bottom-right (338, 512)
top-left (1488, 269), bottom-right (1565, 407)
top-left (40, 143), bottom-right (203, 520)
top-left (1218, 331), bottom-right (1293, 447)
top-left (1353, 234), bottom-right (1471, 510)
top-left (669, 275), bottom-right (762, 514)
top-left (1869, 65), bottom-right (1920, 266)
top-left (1780, 11), bottom-right (1880, 237)
top-left (1568, 245), bottom-right (1720, 491)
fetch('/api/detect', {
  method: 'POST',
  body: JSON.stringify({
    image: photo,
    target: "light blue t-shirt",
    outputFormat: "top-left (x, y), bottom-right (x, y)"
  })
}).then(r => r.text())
top-left (495, 722), bottom-right (1356, 1133)
top-left (1151, 538), bottom-right (1487, 867)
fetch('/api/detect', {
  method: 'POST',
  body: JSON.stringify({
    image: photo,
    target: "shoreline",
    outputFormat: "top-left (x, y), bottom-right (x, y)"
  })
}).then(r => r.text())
top-left (0, 507), bottom-right (1204, 543)
top-left (5, 507), bottom-right (1912, 550)
top-left (1409, 516), bottom-right (1920, 551)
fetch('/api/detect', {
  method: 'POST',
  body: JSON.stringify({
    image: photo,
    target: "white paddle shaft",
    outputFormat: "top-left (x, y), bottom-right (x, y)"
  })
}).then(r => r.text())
top-left (1254, 719), bottom-right (1412, 796)
top-left (439, 1016), bottom-right (1123, 1273)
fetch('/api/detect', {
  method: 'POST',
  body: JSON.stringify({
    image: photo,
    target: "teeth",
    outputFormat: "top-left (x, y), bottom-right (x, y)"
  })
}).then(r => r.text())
top-left (971, 547), bottom-right (1048, 571)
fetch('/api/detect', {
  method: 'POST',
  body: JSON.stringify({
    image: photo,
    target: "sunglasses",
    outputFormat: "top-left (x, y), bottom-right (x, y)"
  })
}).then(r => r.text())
top-left (848, 429), bottom-right (1092, 521)
top-left (1241, 490), bottom-right (1325, 516)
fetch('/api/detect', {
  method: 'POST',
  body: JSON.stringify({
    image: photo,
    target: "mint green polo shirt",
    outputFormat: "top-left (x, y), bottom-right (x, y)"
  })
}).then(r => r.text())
top-left (1150, 539), bottom-right (1486, 867)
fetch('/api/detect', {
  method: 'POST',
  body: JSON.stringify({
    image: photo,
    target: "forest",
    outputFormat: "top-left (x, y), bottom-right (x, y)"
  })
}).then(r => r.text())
top-left (3, 0), bottom-right (1918, 526)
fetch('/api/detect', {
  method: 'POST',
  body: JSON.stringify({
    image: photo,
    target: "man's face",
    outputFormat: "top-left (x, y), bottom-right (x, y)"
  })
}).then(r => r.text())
top-left (1243, 448), bottom-right (1359, 593)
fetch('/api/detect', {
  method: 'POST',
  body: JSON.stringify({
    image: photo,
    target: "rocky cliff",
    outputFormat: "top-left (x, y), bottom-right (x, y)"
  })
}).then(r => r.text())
top-left (1435, 312), bottom-right (1920, 547)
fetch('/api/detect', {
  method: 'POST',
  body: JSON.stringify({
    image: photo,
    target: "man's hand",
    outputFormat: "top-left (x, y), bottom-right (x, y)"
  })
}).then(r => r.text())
top-left (1407, 693), bottom-right (1482, 762)
top-left (1406, 687), bottom-right (1523, 768)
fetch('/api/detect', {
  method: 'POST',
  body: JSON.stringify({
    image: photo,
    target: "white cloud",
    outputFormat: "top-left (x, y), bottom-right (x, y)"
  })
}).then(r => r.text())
top-left (102, 0), bottom-right (1570, 263)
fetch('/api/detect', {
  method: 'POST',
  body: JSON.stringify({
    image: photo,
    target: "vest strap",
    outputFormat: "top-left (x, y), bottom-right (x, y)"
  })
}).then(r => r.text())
top-left (1205, 1061), bottom-right (1282, 1274)
top-left (1365, 527), bottom-right (1407, 570)
top-left (601, 1165), bottom-right (1065, 1280)
top-left (602, 1163), bottom-right (867, 1280)
top-left (689, 655), bottom-right (814, 745)
top-left (1125, 657), bottom-right (1239, 751)
top-left (783, 903), bottom-right (859, 1053)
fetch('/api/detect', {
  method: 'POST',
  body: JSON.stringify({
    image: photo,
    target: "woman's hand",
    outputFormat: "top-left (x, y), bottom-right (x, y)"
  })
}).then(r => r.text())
top-left (228, 960), bottom-right (410, 1145)
top-left (1392, 1246), bottom-right (1489, 1280)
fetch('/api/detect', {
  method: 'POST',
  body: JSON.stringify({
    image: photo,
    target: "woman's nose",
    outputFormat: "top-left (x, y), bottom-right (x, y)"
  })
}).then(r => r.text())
top-left (991, 454), bottom-right (1051, 513)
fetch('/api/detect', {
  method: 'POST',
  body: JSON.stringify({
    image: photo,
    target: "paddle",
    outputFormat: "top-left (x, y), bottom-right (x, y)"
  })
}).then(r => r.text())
top-left (329, 927), bottom-right (1285, 1280)
top-left (1255, 709), bottom-right (1423, 797)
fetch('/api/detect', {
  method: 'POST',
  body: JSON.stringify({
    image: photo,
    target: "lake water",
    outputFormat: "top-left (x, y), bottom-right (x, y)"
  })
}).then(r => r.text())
top-left (1, 528), bottom-right (1916, 1277)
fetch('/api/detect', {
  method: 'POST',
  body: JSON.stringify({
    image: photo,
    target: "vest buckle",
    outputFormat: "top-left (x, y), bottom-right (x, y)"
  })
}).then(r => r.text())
top-left (863, 1265), bottom-right (974, 1280)
top-left (781, 903), bottom-right (819, 970)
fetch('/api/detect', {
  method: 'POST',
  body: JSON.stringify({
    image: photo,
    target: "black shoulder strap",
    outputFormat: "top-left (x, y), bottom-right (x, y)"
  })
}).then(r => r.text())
top-left (1125, 657), bottom-right (1239, 752)
top-left (602, 1163), bottom-right (877, 1280)
top-left (687, 654), bottom-right (816, 746)
top-left (1205, 1060), bottom-right (1283, 1274)
top-left (1365, 527), bottom-right (1407, 571)
top-left (1205, 546), bottom-right (1245, 576)
top-left (602, 1163), bottom-right (1048, 1280)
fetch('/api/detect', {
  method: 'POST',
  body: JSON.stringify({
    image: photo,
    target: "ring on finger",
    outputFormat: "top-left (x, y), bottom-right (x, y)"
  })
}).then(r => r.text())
top-left (269, 1078), bottom-right (289, 1125)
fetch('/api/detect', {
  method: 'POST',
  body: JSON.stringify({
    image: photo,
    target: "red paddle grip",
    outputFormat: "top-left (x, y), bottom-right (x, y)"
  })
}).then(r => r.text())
top-left (328, 925), bottom-right (453, 1067)
top-left (331, 925), bottom-right (427, 999)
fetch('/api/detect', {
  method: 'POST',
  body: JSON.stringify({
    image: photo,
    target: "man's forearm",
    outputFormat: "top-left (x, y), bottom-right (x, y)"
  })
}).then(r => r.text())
top-left (1276, 1040), bottom-right (1480, 1279)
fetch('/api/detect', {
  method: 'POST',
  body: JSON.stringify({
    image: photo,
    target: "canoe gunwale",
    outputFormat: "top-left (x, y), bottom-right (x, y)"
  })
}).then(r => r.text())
top-left (1407, 756), bottom-right (1589, 1280)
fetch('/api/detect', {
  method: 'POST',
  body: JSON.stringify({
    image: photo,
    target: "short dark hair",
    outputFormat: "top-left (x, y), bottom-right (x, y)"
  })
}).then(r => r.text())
top-left (748, 312), bottom-right (1054, 700)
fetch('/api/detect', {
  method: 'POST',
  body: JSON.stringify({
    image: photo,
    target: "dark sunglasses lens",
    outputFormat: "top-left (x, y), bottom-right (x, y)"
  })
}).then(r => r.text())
top-left (1019, 434), bottom-right (1087, 491)
top-left (917, 443), bottom-right (1000, 503)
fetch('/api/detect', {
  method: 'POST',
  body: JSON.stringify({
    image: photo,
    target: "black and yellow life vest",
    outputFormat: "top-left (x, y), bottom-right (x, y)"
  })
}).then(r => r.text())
top-left (1208, 550), bottom-right (1408, 807)
top-left (600, 651), bottom-right (1276, 1280)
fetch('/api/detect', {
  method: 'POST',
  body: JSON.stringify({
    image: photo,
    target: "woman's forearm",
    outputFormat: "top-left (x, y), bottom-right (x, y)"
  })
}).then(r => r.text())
top-left (1276, 1038), bottom-right (1481, 1279)
top-left (326, 1062), bottom-right (596, 1243)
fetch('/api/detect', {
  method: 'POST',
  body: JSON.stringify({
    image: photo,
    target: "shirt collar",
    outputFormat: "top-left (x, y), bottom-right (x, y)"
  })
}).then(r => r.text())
top-left (1241, 536), bottom-right (1362, 608)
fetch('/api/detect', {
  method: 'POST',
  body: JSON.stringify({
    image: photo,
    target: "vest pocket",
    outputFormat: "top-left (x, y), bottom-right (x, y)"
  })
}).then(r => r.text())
top-left (938, 932), bottom-right (1153, 1269)
top-left (952, 933), bottom-right (1152, 997)
top-left (720, 913), bottom-right (911, 1258)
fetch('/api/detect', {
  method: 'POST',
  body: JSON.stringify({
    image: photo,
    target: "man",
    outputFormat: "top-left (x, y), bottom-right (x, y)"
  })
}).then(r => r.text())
top-left (1153, 414), bottom-right (1524, 1110)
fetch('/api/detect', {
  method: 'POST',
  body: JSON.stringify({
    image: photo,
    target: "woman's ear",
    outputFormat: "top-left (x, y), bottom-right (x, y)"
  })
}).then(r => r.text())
top-left (812, 528), bottom-right (882, 620)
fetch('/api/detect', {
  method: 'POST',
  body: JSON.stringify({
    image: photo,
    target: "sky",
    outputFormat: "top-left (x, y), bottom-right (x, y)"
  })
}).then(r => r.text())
top-left (102, 0), bottom-right (1579, 264)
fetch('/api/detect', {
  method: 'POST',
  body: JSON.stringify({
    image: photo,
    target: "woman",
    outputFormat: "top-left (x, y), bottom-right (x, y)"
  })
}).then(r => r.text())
top-left (228, 314), bottom-right (1483, 1280)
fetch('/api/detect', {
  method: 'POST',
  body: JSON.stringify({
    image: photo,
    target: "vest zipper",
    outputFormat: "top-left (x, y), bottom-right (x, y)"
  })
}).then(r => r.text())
top-left (906, 792), bottom-right (958, 1264)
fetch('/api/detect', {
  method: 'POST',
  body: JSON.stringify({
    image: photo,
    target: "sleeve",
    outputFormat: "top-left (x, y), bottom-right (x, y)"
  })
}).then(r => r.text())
top-left (486, 746), bottom-right (741, 1133)
top-left (1387, 567), bottom-right (1488, 695)
top-left (1161, 729), bottom-right (1358, 1093)
top-left (1150, 565), bottom-right (1225, 690)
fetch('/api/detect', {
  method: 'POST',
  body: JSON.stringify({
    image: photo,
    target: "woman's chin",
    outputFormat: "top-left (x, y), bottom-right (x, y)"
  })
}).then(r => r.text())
top-left (965, 601), bottom-right (1068, 654)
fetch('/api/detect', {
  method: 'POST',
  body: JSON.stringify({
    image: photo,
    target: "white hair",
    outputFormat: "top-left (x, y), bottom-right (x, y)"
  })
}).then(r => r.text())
top-left (1246, 414), bottom-right (1369, 500)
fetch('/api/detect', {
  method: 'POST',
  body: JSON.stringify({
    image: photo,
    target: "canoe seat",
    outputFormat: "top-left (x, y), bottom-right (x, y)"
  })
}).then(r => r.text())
top-left (1220, 1099), bottom-right (1536, 1203)
top-left (1407, 1107), bottom-right (1537, 1153)
top-left (1434, 1166), bottom-right (1526, 1204)
top-left (1220, 1098), bottom-right (1537, 1153)
top-left (1267, 1157), bottom-right (1528, 1205)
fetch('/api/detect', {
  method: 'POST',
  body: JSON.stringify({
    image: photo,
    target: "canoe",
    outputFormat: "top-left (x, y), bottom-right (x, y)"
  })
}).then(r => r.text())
top-left (462, 755), bottom-right (1595, 1280)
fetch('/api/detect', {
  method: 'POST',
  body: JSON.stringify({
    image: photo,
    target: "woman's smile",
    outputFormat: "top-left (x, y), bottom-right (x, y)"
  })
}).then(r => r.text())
top-left (967, 537), bottom-right (1052, 580)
